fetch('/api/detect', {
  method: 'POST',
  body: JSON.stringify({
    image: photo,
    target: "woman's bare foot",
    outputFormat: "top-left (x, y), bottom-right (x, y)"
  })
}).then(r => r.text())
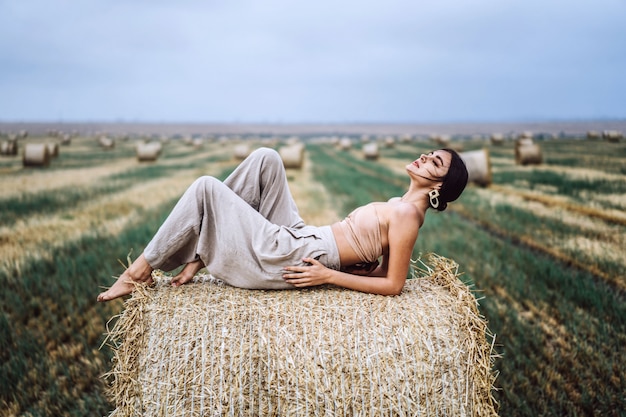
top-left (171, 258), bottom-right (205, 287)
top-left (97, 254), bottom-right (154, 302)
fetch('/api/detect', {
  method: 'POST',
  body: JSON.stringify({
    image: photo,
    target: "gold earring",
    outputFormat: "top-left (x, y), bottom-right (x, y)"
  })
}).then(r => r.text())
top-left (428, 189), bottom-right (440, 209)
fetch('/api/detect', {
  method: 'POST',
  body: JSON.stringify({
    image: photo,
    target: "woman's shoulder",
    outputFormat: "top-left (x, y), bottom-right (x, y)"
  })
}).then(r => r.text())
top-left (383, 200), bottom-right (424, 228)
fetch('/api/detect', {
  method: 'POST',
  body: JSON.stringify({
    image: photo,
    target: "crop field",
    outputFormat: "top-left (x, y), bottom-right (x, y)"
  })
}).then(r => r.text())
top-left (0, 132), bottom-right (624, 416)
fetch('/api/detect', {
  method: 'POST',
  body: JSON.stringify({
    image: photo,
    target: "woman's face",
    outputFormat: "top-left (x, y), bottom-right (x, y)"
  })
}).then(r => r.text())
top-left (405, 150), bottom-right (451, 182)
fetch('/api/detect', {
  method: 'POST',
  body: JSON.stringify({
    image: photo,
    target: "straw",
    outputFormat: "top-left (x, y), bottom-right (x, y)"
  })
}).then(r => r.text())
top-left (103, 253), bottom-right (499, 416)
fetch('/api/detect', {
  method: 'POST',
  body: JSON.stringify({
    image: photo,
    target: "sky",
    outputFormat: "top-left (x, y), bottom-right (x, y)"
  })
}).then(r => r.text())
top-left (1, 0), bottom-right (625, 124)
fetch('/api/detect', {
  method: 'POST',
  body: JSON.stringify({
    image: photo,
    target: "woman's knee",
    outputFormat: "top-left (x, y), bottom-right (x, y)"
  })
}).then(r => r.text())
top-left (252, 147), bottom-right (281, 163)
top-left (192, 175), bottom-right (220, 193)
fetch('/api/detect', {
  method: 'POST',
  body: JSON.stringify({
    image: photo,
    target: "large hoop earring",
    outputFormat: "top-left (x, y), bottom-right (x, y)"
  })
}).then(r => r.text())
top-left (428, 189), bottom-right (440, 209)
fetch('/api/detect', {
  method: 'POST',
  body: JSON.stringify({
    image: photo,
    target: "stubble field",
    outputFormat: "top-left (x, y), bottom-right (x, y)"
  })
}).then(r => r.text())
top-left (0, 130), bottom-right (624, 416)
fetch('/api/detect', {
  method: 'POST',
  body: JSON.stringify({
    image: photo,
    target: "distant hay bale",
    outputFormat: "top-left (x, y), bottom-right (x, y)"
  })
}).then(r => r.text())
top-left (103, 254), bottom-right (498, 417)
top-left (603, 130), bottom-right (623, 142)
top-left (586, 131), bottom-right (600, 140)
top-left (233, 144), bottom-right (251, 160)
top-left (99, 136), bottom-right (115, 149)
top-left (400, 134), bottom-right (413, 143)
top-left (448, 142), bottom-right (465, 153)
top-left (460, 148), bottom-right (492, 186)
top-left (515, 143), bottom-right (542, 165)
top-left (490, 133), bottom-right (504, 146)
top-left (0, 140), bottom-right (18, 156)
top-left (518, 131), bottom-right (533, 140)
top-left (46, 142), bottom-right (59, 158)
top-left (193, 138), bottom-right (205, 149)
top-left (515, 137), bottom-right (534, 147)
top-left (383, 136), bottom-right (395, 148)
top-left (338, 137), bottom-right (352, 150)
top-left (60, 134), bottom-right (72, 146)
top-left (23, 143), bottom-right (51, 167)
top-left (431, 134), bottom-right (451, 146)
top-left (279, 143), bottom-right (305, 169)
top-left (136, 142), bottom-right (163, 162)
top-left (362, 142), bottom-right (380, 160)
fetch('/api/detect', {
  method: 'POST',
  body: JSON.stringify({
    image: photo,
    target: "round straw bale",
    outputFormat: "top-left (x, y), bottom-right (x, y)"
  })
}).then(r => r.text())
top-left (515, 143), bottom-right (542, 165)
top-left (519, 131), bottom-right (533, 139)
top-left (103, 254), bottom-right (498, 417)
top-left (0, 140), bottom-right (18, 156)
top-left (99, 136), bottom-right (115, 149)
top-left (383, 136), bottom-right (395, 148)
top-left (233, 144), bottom-right (251, 160)
top-left (23, 143), bottom-right (51, 167)
top-left (603, 130), bottom-right (623, 142)
top-left (516, 137), bottom-right (534, 147)
top-left (586, 131), bottom-right (600, 140)
top-left (136, 142), bottom-right (162, 162)
top-left (490, 133), bottom-right (504, 145)
top-left (460, 148), bottom-right (492, 186)
top-left (60, 134), bottom-right (72, 146)
top-left (431, 134), bottom-right (451, 146)
top-left (362, 142), bottom-right (379, 160)
top-left (279, 143), bottom-right (305, 169)
top-left (46, 142), bottom-right (59, 158)
top-left (338, 137), bottom-right (352, 150)
top-left (193, 138), bottom-right (205, 149)
top-left (448, 142), bottom-right (464, 153)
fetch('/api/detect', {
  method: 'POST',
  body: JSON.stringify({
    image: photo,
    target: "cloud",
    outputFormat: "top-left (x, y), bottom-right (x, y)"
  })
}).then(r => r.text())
top-left (1, 0), bottom-right (625, 122)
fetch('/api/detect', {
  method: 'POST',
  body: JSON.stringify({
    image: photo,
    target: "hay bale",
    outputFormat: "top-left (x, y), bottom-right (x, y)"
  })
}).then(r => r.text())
top-left (460, 148), bottom-right (492, 186)
top-left (47, 142), bottom-right (59, 158)
top-left (0, 140), bottom-right (18, 156)
top-left (515, 137), bottom-right (534, 147)
top-left (515, 143), bottom-right (542, 165)
top-left (518, 131), bottom-right (533, 140)
top-left (23, 143), bottom-right (50, 167)
top-left (603, 130), bottom-right (623, 142)
top-left (234, 144), bottom-right (251, 160)
top-left (103, 254), bottom-right (498, 417)
top-left (279, 143), bottom-right (305, 169)
top-left (338, 137), bottom-right (352, 150)
top-left (99, 136), bottom-right (115, 149)
top-left (431, 134), bottom-right (451, 146)
top-left (362, 142), bottom-right (379, 160)
top-left (448, 142), bottom-right (465, 153)
top-left (136, 142), bottom-right (162, 162)
top-left (383, 136), bottom-right (395, 148)
top-left (490, 133), bottom-right (504, 146)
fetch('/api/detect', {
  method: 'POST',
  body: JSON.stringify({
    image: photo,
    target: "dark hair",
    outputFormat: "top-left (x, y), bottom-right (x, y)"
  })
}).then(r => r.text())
top-left (434, 148), bottom-right (468, 212)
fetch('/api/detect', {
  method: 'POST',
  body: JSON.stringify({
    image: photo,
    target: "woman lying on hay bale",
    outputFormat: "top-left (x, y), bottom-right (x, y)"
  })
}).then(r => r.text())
top-left (97, 146), bottom-right (468, 302)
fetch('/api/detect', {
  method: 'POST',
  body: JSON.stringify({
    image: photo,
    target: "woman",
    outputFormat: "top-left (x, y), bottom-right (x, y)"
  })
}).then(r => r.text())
top-left (97, 146), bottom-right (467, 301)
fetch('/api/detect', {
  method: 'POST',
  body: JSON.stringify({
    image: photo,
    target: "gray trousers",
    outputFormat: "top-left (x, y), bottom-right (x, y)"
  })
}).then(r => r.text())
top-left (143, 147), bottom-right (340, 289)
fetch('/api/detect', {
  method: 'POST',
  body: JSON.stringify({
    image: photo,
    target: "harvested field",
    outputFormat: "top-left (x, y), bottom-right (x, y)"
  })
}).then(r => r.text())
top-left (1, 130), bottom-right (624, 416)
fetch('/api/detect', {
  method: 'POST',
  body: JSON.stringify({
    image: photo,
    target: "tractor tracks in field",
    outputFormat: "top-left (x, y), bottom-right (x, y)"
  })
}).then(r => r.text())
top-left (316, 146), bottom-right (625, 293)
top-left (490, 184), bottom-right (626, 227)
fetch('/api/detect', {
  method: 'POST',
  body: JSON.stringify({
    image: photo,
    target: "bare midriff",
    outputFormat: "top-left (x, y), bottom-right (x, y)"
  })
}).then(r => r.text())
top-left (330, 222), bottom-right (368, 267)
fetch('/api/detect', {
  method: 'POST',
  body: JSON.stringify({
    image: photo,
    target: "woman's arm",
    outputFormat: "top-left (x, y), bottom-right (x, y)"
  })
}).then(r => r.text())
top-left (283, 204), bottom-right (419, 295)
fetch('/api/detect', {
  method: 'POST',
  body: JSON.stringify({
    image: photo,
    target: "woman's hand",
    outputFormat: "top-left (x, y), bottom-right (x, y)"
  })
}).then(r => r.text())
top-left (282, 257), bottom-right (332, 288)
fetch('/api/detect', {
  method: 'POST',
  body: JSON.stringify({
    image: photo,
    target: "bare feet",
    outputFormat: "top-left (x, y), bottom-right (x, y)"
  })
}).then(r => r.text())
top-left (97, 254), bottom-right (154, 302)
top-left (171, 258), bottom-right (205, 287)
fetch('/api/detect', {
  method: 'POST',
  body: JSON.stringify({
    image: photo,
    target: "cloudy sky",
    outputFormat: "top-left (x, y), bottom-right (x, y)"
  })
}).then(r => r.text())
top-left (1, 0), bottom-right (624, 124)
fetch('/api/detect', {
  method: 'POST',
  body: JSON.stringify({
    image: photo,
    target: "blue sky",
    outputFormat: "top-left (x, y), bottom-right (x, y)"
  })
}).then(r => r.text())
top-left (1, 0), bottom-right (625, 124)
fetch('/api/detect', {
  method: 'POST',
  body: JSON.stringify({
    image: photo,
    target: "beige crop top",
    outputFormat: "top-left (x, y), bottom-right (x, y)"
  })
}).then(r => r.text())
top-left (338, 203), bottom-right (384, 263)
